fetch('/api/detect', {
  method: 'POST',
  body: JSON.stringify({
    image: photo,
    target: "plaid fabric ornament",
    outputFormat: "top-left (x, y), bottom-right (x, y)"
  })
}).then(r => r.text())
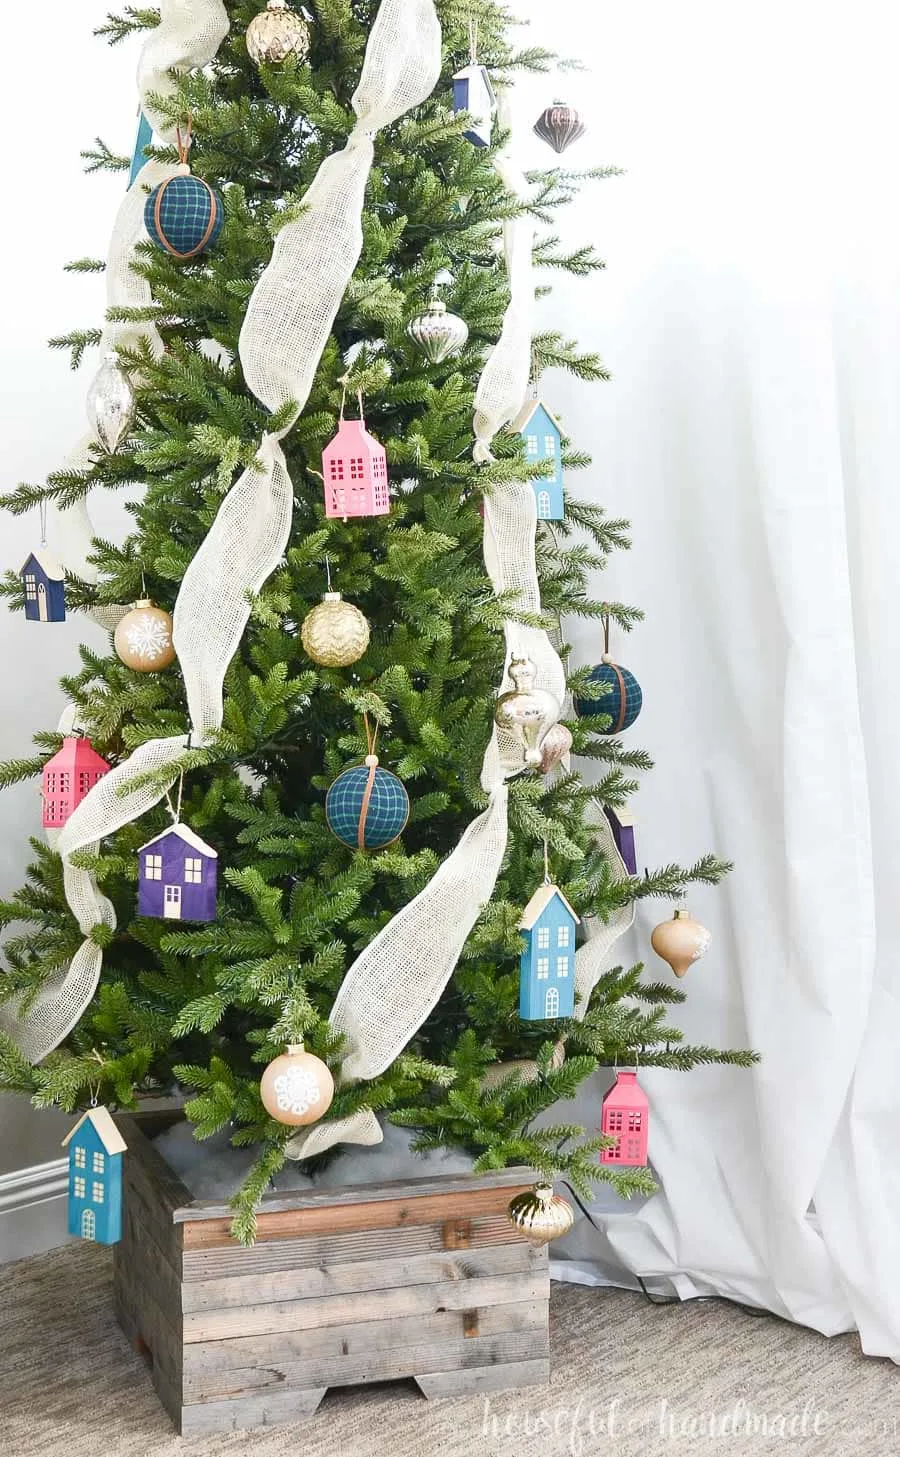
top-left (144, 172), bottom-right (224, 259)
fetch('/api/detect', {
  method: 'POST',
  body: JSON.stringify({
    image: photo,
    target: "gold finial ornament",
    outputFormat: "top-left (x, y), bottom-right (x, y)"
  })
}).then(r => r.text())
top-left (507, 1181), bottom-right (575, 1245)
top-left (246, 0), bottom-right (311, 66)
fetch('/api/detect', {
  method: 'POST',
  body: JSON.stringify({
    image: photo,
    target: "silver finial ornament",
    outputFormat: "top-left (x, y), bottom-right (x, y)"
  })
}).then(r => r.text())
top-left (494, 656), bottom-right (561, 767)
top-left (86, 352), bottom-right (136, 454)
top-left (406, 299), bottom-right (469, 364)
top-left (533, 102), bottom-right (586, 154)
top-left (246, 0), bottom-right (311, 66)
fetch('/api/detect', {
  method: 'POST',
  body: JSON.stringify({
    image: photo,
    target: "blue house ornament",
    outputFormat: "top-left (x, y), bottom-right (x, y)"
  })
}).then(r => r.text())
top-left (62, 1106), bottom-right (127, 1245)
top-left (452, 64), bottom-right (496, 148)
top-left (519, 883), bottom-right (580, 1021)
top-left (509, 400), bottom-right (565, 521)
top-left (20, 550), bottom-right (66, 623)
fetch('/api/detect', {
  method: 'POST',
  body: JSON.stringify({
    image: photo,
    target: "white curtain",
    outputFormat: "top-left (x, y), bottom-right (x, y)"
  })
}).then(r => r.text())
top-left (513, 0), bottom-right (900, 1358)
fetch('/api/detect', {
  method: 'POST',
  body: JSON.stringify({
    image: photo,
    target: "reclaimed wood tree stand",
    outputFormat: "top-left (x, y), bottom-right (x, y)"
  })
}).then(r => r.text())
top-left (113, 1115), bottom-right (551, 1436)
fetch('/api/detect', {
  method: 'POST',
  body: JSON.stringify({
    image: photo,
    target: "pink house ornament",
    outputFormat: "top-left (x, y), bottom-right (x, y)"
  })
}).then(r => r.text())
top-left (137, 822), bottom-right (218, 922)
top-left (42, 736), bottom-right (110, 829)
top-left (600, 1069), bottom-right (649, 1166)
top-left (322, 417), bottom-right (390, 521)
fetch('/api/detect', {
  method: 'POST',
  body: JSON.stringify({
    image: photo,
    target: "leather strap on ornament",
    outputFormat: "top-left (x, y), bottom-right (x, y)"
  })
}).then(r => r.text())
top-left (155, 119), bottom-right (220, 259)
top-left (603, 613), bottom-right (627, 732)
top-left (356, 715), bottom-right (380, 850)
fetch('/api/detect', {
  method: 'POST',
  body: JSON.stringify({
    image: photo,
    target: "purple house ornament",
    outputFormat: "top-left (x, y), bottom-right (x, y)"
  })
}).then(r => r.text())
top-left (137, 822), bottom-right (218, 922)
top-left (604, 805), bottom-right (637, 876)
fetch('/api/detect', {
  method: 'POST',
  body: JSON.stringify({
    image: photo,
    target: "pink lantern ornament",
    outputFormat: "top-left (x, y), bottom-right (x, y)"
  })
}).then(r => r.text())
top-left (322, 397), bottom-right (389, 522)
top-left (600, 1069), bottom-right (649, 1167)
top-left (42, 735), bottom-right (111, 829)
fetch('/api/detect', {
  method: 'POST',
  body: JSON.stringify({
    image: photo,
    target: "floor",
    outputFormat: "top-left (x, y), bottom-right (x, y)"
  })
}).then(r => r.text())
top-left (1, 1243), bottom-right (896, 1456)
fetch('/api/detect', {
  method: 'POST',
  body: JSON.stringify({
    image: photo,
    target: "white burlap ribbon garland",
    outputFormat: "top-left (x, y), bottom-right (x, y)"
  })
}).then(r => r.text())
top-left (2, 0), bottom-right (442, 1062)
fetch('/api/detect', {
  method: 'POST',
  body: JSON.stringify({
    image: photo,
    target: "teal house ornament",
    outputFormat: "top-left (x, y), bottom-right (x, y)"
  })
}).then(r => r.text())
top-left (519, 882), bottom-right (580, 1021)
top-left (62, 1107), bottom-right (127, 1245)
top-left (509, 400), bottom-right (565, 521)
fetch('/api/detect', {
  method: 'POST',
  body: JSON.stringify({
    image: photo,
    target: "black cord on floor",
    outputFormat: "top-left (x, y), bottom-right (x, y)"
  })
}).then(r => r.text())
top-left (558, 1177), bottom-right (772, 1320)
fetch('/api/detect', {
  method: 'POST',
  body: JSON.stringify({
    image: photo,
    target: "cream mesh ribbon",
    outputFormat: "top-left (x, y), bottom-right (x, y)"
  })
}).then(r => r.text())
top-left (1, 0), bottom-right (443, 1062)
top-left (287, 87), bottom-right (570, 1158)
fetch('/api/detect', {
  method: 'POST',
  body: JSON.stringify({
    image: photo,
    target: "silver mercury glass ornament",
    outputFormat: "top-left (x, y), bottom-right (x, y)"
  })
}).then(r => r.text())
top-left (494, 656), bottom-right (561, 767)
top-left (86, 352), bottom-right (136, 454)
top-left (406, 298), bottom-right (469, 364)
top-left (246, 0), bottom-right (311, 66)
top-left (533, 101), bottom-right (587, 154)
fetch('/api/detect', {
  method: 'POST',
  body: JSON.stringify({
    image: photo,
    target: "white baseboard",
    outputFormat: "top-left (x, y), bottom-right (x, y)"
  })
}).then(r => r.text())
top-left (0, 1157), bottom-right (69, 1264)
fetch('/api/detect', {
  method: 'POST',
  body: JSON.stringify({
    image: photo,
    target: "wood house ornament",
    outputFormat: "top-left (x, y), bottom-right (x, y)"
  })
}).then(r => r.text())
top-left (62, 1106), bottom-right (127, 1245)
top-left (42, 735), bottom-right (110, 830)
top-left (600, 1070), bottom-right (649, 1166)
top-left (509, 400), bottom-right (564, 521)
top-left (519, 883), bottom-right (579, 1021)
top-left (322, 417), bottom-right (390, 521)
top-left (137, 822), bottom-right (218, 922)
top-left (20, 550), bottom-right (66, 622)
top-left (452, 63), bottom-right (496, 148)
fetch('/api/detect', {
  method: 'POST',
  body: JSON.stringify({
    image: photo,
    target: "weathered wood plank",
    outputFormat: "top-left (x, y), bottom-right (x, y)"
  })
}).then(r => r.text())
top-left (183, 1298), bottom-right (547, 1377)
top-left (181, 1182), bottom-right (534, 1249)
top-left (182, 1212), bottom-right (531, 1281)
top-left (117, 1192), bottom-right (183, 1325)
top-left (182, 1239), bottom-right (543, 1312)
top-left (113, 1237), bottom-right (184, 1406)
top-left (180, 1386), bottom-right (328, 1436)
top-left (415, 1358), bottom-right (551, 1400)
top-left (116, 1114), bottom-right (193, 1221)
top-left (184, 1270), bottom-right (549, 1344)
top-left (184, 1328), bottom-right (549, 1404)
top-left (176, 1164), bottom-right (535, 1222)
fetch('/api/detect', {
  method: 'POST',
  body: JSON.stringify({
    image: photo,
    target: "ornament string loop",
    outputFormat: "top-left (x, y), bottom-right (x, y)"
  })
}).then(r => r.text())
top-left (543, 838), bottom-right (551, 885)
top-left (176, 116), bottom-right (193, 167)
top-left (164, 771), bottom-right (184, 825)
top-left (363, 712), bottom-right (379, 760)
top-left (38, 501), bottom-right (48, 547)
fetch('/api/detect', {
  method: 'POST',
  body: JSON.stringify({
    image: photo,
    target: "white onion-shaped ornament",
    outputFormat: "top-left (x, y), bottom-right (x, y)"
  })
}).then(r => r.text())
top-left (114, 599), bottom-right (176, 672)
top-left (494, 657), bottom-right (561, 767)
top-left (301, 592), bottom-right (370, 667)
top-left (651, 907), bottom-right (712, 977)
top-left (539, 722), bottom-right (573, 773)
top-left (406, 299), bottom-right (469, 364)
top-left (86, 352), bottom-right (135, 454)
top-left (260, 1044), bottom-right (335, 1127)
top-left (507, 1182), bottom-right (575, 1245)
top-left (246, 0), bottom-right (311, 65)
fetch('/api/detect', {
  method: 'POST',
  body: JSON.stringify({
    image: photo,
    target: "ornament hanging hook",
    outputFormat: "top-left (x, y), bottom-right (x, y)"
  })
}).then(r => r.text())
top-left (324, 554), bottom-right (333, 592)
top-left (468, 17), bottom-right (479, 64)
top-left (602, 610), bottom-right (611, 658)
top-left (38, 500), bottom-right (48, 548)
top-left (357, 388), bottom-right (365, 426)
top-left (176, 115), bottom-right (193, 168)
top-left (543, 838), bottom-right (551, 885)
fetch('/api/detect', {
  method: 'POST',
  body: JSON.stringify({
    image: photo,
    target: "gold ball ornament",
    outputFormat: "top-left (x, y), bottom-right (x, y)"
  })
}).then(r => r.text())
top-left (246, 0), bottom-right (311, 65)
top-left (114, 599), bottom-right (176, 672)
top-left (260, 1043), bottom-right (335, 1127)
top-left (651, 907), bottom-right (712, 978)
top-left (507, 1182), bottom-right (575, 1246)
top-left (301, 592), bottom-right (370, 668)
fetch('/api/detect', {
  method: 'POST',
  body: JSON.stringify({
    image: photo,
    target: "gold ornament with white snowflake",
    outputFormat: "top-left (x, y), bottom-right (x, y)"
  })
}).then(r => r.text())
top-left (114, 599), bottom-right (176, 672)
top-left (260, 1044), bottom-right (334, 1126)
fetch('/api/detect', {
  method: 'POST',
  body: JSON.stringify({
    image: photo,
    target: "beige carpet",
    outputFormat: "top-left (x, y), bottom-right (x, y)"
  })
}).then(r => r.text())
top-left (0, 1242), bottom-right (896, 1456)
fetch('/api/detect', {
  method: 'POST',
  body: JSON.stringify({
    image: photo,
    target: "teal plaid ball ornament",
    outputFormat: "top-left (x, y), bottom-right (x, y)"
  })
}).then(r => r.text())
top-left (575, 658), bottom-right (643, 733)
top-left (144, 170), bottom-right (224, 260)
top-left (326, 754), bottom-right (410, 850)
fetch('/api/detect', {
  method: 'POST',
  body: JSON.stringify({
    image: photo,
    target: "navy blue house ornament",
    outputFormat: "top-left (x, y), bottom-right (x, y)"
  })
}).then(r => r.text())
top-left (20, 550), bottom-right (66, 622)
top-left (62, 1106), bottom-right (127, 1245)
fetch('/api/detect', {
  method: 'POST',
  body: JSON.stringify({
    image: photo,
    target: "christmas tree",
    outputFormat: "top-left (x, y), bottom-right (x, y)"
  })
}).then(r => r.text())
top-left (0, 0), bottom-right (753, 1242)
